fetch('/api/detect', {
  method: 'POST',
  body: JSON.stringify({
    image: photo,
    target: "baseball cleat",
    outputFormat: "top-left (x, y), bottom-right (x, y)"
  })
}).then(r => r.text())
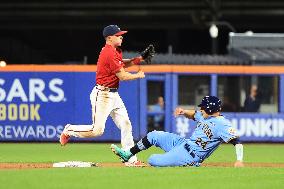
top-left (110, 144), bottom-right (133, 163)
top-left (124, 160), bottom-right (146, 167)
top-left (59, 133), bottom-right (70, 146)
top-left (59, 124), bottom-right (71, 146)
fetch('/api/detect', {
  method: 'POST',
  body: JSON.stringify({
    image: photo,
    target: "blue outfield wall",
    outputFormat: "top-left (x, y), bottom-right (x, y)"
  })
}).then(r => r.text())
top-left (0, 71), bottom-right (284, 142)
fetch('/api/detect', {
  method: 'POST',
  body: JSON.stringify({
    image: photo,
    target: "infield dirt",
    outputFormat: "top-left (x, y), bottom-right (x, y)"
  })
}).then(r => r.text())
top-left (1, 162), bottom-right (284, 169)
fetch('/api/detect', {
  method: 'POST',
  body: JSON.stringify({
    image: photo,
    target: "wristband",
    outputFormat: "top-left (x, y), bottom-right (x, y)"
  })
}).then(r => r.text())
top-left (235, 144), bottom-right (243, 161)
top-left (131, 57), bottom-right (142, 65)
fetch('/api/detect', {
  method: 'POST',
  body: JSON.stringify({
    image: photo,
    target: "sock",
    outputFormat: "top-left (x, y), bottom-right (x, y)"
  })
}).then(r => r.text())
top-left (130, 136), bottom-right (152, 155)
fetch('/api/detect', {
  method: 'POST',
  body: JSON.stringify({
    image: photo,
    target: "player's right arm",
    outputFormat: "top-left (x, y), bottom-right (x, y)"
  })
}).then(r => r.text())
top-left (116, 67), bottom-right (145, 81)
top-left (174, 107), bottom-right (195, 119)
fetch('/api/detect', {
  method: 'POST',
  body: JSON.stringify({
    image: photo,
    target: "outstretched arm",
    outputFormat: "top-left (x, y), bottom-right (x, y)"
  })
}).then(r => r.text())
top-left (174, 107), bottom-right (196, 119)
top-left (122, 44), bottom-right (155, 67)
top-left (230, 138), bottom-right (244, 167)
top-left (122, 56), bottom-right (143, 68)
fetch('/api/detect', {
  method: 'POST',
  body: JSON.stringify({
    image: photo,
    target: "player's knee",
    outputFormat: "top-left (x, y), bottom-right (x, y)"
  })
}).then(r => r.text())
top-left (93, 126), bottom-right (104, 136)
top-left (97, 130), bottom-right (104, 136)
top-left (147, 130), bottom-right (158, 139)
top-left (123, 120), bottom-right (132, 130)
top-left (147, 130), bottom-right (162, 145)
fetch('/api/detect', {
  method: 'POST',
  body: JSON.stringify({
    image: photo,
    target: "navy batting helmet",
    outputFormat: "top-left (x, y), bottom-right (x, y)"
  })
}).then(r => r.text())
top-left (198, 96), bottom-right (222, 114)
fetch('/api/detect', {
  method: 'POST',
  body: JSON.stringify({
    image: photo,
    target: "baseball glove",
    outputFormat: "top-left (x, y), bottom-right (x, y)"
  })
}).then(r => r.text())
top-left (140, 44), bottom-right (155, 64)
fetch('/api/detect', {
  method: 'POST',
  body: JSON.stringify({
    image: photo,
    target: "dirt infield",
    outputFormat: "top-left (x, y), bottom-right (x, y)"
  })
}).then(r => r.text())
top-left (0, 162), bottom-right (284, 169)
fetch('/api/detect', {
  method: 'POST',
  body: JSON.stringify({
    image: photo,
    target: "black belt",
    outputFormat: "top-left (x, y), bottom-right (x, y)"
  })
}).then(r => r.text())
top-left (184, 143), bottom-right (195, 158)
top-left (95, 85), bottom-right (118, 92)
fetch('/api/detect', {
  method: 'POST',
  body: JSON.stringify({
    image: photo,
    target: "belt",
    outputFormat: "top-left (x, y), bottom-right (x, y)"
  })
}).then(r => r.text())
top-left (95, 85), bottom-right (118, 92)
top-left (184, 143), bottom-right (196, 158)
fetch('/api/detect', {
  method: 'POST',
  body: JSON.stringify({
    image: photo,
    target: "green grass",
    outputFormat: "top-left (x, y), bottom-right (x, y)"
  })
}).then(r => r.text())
top-left (0, 143), bottom-right (283, 189)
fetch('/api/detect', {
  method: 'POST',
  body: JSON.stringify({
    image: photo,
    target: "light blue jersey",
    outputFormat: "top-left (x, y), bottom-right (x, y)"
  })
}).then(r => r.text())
top-left (146, 111), bottom-right (238, 167)
top-left (186, 111), bottom-right (238, 161)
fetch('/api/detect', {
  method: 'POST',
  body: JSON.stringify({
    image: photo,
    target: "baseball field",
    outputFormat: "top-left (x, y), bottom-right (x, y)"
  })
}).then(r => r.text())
top-left (0, 143), bottom-right (283, 189)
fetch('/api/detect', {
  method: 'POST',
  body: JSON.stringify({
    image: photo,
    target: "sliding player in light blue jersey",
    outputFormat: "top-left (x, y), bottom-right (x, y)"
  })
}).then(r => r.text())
top-left (111, 96), bottom-right (244, 167)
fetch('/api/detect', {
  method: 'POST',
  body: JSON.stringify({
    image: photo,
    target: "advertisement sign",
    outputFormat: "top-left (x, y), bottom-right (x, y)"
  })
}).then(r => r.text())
top-left (0, 72), bottom-right (139, 141)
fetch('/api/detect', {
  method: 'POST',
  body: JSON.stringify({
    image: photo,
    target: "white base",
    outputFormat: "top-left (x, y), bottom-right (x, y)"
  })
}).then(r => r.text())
top-left (53, 161), bottom-right (97, 168)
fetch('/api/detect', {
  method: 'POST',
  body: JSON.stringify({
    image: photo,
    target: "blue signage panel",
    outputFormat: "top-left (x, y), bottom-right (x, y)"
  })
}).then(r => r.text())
top-left (0, 72), bottom-right (140, 141)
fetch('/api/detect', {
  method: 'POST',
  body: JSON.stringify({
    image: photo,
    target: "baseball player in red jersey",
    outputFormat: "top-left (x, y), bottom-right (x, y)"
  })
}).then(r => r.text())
top-left (59, 25), bottom-right (153, 166)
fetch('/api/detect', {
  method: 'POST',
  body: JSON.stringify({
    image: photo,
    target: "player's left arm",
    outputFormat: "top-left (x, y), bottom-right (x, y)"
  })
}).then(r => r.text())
top-left (229, 137), bottom-right (244, 167)
top-left (174, 107), bottom-right (196, 119)
top-left (123, 44), bottom-right (155, 67)
top-left (122, 56), bottom-right (143, 68)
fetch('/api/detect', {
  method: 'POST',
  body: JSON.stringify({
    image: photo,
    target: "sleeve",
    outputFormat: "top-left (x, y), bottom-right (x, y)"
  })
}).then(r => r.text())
top-left (193, 111), bottom-right (203, 121)
top-left (109, 52), bottom-right (124, 74)
top-left (218, 122), bottom-right (239, 143)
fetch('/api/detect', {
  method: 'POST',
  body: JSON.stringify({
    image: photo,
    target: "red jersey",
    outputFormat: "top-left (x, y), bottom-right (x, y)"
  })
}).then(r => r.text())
top-left (96, 44), bottom-right (125, 88)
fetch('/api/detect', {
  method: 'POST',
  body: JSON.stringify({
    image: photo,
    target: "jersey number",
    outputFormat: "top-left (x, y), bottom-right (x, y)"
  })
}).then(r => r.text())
top-left (195, 137), bottom-right (208, 150)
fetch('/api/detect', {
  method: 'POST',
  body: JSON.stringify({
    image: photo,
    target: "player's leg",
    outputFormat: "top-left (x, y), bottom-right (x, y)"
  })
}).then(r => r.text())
top-left (148, 142), bottom-right (198, 167)
top-left (110, 93), bottom-right (138, 163)
top-left (110, 93), bottom-right (134, 149)
top-left (88, 90), bottom-right (115, 136)
top-left (61, 88), bottom-right (113, 139)
top-left (111, 130), bottom-right (185, 162)
top-left (147, 130), bottom-right (185, 152)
